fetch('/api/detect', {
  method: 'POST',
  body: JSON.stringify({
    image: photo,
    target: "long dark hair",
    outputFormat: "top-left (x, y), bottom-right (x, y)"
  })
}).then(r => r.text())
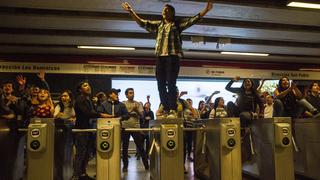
top-left (240, 78), bottom-right (256, 93)
top-left (213, 97), bottom-right (224, 109)
top-left (277, 76), bottom-right (290, 93)
top-left (58, 90), bottom-right (74, 112)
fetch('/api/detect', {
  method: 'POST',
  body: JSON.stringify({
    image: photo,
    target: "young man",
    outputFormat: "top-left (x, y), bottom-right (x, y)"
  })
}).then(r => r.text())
top-left (97, 88), bottom-right (129, 121)
top-left (121, 88), bottom-right (149, 172)
top-left (122, 1), bottom-right (213, 117)
top-left (72, 82), bottom-right (110, 180)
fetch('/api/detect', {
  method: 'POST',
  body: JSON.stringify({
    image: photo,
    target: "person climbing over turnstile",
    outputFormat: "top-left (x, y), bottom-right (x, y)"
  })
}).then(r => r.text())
top-left (122, 0), bottom-right (213, 118)
top-left (225, 76), bottom-right (264, 162)
top-left (273, 76), bottom-right (320, 118)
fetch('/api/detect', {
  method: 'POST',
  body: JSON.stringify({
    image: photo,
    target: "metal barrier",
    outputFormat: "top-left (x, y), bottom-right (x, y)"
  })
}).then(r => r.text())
top-left (27, 118), bottom-right (55, 180)
top-left (293, 118), bottom-right (320, 180)
top-left (193, 118), bottom-right (241, 180)
top-left (242, 117), bottom-right (294, 180)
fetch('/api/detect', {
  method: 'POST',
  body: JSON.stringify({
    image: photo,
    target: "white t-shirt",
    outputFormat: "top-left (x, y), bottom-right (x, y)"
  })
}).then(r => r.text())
top-left (264, 103), bottom-right (273, 118)
top-left (54, 104), bottom-right (75, 120)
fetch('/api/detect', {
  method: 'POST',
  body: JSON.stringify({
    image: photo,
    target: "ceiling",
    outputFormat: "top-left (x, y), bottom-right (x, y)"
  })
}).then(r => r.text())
top-left (0, 0), bottom-right (320, 65)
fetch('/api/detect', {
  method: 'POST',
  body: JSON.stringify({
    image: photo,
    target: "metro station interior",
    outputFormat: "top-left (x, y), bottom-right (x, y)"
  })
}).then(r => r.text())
top-left (0, 0), bottom-right (320, 180)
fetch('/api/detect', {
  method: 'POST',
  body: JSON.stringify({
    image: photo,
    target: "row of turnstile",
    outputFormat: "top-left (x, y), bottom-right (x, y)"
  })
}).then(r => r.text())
top-left (0, 117), bottom-right (319, 180)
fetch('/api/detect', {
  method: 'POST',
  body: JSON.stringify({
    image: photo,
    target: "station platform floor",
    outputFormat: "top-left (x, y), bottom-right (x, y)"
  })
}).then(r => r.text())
top-left (86, 154), bottom-right (198, 180)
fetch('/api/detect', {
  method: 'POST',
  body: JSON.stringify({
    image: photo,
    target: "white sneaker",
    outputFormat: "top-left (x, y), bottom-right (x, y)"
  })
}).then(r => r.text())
top-left (167, 110), bottom-right (177, 118)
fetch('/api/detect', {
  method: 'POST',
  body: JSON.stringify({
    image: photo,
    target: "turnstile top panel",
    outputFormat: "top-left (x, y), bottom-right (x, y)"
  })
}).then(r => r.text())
top-left (149, 118), bottom-right (183, 127)
top-left (30, 118), bottom-right (55, 124)
top-left (96, 118), bottom-right (121, 125)
top-left (255, 117), bottom-right (292, 124)
top-left (293, 118), bottom-right (320, 123)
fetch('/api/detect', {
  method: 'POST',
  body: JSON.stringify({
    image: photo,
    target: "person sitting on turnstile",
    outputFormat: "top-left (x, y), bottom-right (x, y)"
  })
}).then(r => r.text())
top-left (71, 82), bottom-right (111, 180)
top-left (304, 81), bottom-right (320, 118)
top-left (273, 76), bottom-right (320, 118)
top-left (121, 88), bottom-right (149, 172)
top-left (225, 76), bottom-right (264, 162)
top-left (54, 90), bottom-right (76, 180)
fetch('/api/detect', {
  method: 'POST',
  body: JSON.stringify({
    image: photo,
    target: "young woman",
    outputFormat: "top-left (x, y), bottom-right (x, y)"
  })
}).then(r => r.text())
top-left (209, 97), bottom-right (228, 118)
top-left (54, 90), bottom-right (76, 180)
top-left (225, 76), bottom-right (264, 127)
top-left (32, 89), bottom-right (54, 118)
top-left (273, 76), bottom-right (318, 118)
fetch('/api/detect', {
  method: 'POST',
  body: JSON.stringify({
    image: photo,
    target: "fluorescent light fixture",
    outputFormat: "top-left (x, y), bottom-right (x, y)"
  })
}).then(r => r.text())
top-left (299, 68), bottom-right (320, 71)
top-left (77, 46), bottom-right (135, 50)
top-left (287, 2), bottom-right (320, 9)
top-left (221, 51), bottom-right (269, 56)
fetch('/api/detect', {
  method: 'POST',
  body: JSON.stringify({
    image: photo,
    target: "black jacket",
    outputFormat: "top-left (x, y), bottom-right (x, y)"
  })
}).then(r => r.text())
top-left (74, 95), bottom-right (100, 128)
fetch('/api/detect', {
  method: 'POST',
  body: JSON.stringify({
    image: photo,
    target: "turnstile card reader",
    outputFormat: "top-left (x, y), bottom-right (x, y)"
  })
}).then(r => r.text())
top-left (246, 117), bottom-right (294, 180)
top-left (28, 123), bottom-right (48, 152)
top-left (27, 118), bottom-right (55, 180)
top-left (97, 124), bottom-right (114, 153)
top-left (161, 124), bottom-right (178, 152)
top-left (96, 118), bottom-right (120, 180)
top-left (150, 118), bottom-right (184, 180)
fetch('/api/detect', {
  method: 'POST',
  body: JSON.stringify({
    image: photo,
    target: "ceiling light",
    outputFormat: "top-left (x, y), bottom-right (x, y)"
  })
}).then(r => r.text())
top-left (77, 46), bottom-right (135, 50)
top-left (299, 68), bottom-right (320, 71)
top-left (221, 51), bottom-right (269, 56)
top-left (287, 2), bottom-right (320, 9)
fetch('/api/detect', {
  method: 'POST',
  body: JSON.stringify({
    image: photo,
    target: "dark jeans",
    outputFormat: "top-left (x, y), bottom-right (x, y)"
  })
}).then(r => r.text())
top-left (0, 130), bottom-right (20, 180)
top-left (73, 133), bottom-right (93, 177)
top-left (121, 129), bottom-right (148, 168)
top-left (55, 123), bottom-right (74, 180)
top-left (156, 55), bottom-right (180, 111)
top-left (186, 131), bottom-right (193, 157)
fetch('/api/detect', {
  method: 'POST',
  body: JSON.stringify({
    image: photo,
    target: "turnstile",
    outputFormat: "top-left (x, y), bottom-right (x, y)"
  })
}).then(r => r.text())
top-left (149, 118), bottom-right (184, 180)
top-left (194, 118), bottom-right (241, 180)
top-left (293, 118), bottom-right (320, 180)
top-left (243, 117), bottom-right (294, 180)
top-left (96, 118), bottom-right (121, 180)
top-left (27, 118), bottom-right (55, 180)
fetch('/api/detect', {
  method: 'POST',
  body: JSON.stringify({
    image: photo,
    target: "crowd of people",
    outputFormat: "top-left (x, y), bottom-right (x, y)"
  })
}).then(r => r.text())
top-left (0, 72), bottom-right (319, 180)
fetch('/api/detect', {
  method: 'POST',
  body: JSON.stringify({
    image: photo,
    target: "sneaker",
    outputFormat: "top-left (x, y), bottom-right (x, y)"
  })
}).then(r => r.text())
top-left (187, 156), bottom-right (194, 162)
top-left (79, 174), bottom-right (94, 180)
top-left (122, 166), bottom-right (128, 173)
top-left (144, 163), bottom-right (149, 170)
top-left (312, 110), bottom-right (320, 118)
top-left (184, 167), bottom-right (188, 174)
top-left (167, 110), bottom-right (177, 118)
top-left (70, 176), bottom-right (79, 180)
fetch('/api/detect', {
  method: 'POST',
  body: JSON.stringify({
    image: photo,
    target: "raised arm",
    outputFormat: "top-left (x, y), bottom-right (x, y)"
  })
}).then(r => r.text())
top-left (122, 2), bottom-right (145, 27)
top-left (179, 0), bottom-right (213, 31)
top-left (225, 76), bottom-right (241, 94)
top-left (122, 2), bottom-right (160, 33)
top-left (200, 0), bottom-right (213, 18)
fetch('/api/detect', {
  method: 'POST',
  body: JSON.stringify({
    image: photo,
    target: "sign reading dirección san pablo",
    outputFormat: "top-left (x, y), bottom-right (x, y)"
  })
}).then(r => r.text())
top-left (0, 62), bottom-right (318, 80)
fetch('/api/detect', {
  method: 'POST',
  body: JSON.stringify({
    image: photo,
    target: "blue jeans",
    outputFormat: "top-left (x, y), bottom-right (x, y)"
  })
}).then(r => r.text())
top-left (273, 98), bottom-right (316, 118)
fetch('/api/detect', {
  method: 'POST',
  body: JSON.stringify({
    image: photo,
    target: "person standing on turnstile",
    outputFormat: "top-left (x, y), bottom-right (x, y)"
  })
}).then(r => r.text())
top-left (71, 82), bottom-right (111, 180)
top-left (121, 88), bottom-right (149, 172)
top-left (122, 0), bottom-right (213, 118)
